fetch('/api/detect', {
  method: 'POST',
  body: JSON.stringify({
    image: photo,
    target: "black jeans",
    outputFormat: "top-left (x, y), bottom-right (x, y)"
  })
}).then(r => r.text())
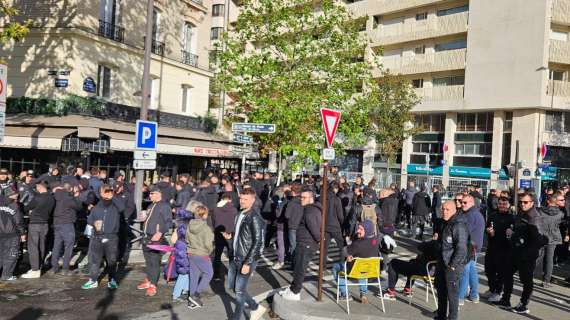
top-left (214, 232), bottom-right (234, 278)
top-left (537, 244), bottom-right (556, 283)
top-left (143, 237), bottom-right (167, 285)
top-left (501, 257), bottom-right (535, 306)
top-left (51, 223), bottom-right (76, 271)
top-left (388, 258), bottom-right (426, 289)
top-left (484, 247), bottom-right (506, 294)
top-left (0, 235), bottom-right (19, 279)
top-left (291, 244), bottom-right (317, 294)
top-left (88, 234), bottom-right (119, 282)
top-left (27, 224), bottom-right (49, 271)
top-left (323, 231), bottom-right (344, 266)
top-left (435, 264), bottom-right (463, 320)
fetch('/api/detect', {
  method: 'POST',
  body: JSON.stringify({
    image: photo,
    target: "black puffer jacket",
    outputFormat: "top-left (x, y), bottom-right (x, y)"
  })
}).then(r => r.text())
top-left (0, 199), bottom-right (24, 237)
top-left (512, 210), bottom-right (548, 261)
top-left (284, 196), bottom-right (303, 230)
top-left (233, 208), bottom-right (266, 265)
top-left (538, 206), bottom-right (564, 245)
top-left (440, 213), bottom-right (469, 269)
top-left (297, 202), bottom-right (322, 249)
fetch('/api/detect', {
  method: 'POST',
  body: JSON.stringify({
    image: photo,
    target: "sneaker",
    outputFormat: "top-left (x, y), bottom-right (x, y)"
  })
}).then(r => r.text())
top-left (21, 270), bottom-right (41, 279)
top-left (2, 276), bottom-right (17, 281)
top-left (512, 303), bottom-right (529, 314)
top-left (542, 281), bottom-right (551, 288)
top-left (381, 289), bottom-right (396, 301)
top-left (280, 288), bottom-right (301, 301)
top-left (494, 299), bottom-right (511, 309)
top-left (468, 296), bottom-right (480, 304)
top-left (107, 279), bottom-right (118, 290)
top-left (272, 262), bottom-right (284, 270)
top-left (250, 304), bottom-right (267, 320)
top-left (488, 293), bottom-right (502, 303)
top-left (458, 299), bottom-right (465, 306)
top-left (187, 295), bottom-right (203, 309)
top-left (402, 287), bottom-right (413, 297)
top-left (360, 294), bottom-right (368, 304)
top-left (81, 280), bottom-right (98, 290)
top-left (145, 284), bottom-right (157, 297)
top-left (481, 290), bottom-right (493, 298)
top-left (137, 278), bottom-right (151, 290)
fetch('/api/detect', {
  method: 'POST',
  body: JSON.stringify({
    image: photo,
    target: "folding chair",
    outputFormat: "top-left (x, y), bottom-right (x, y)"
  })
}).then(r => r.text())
top-left (336, 257), bottom-right (385, 314)
top-left (408, 260), bottom-right (438, 308)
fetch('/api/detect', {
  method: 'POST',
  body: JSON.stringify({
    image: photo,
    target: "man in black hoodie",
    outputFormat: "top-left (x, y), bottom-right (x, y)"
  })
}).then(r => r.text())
top-left (50, 183), bottom-right (82, 275)
top-left (0, 189), bottom-right (25, 281)
top-left (279, 188), bottom-right (321, 301)
top-left (322, 181), bottom-right (345, 266)
top-left (284, 183), bottom-right (303, 261)
top-left (21, 180), bottom-right (55, 279)
top-left (412, 185), bottom-right (431, 240)
top-left (81, 184), bottom-right (125, 290)
top-left (212, 193), bottom-right (238, 279)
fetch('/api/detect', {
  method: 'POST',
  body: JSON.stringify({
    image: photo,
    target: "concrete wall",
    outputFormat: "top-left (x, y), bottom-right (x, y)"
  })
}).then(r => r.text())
top-left (464, 0), bottom-right (551, 110)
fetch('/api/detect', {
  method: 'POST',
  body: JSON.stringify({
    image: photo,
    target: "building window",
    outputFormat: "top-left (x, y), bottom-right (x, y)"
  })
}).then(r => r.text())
top-left (152, 7), bottom-right (161, 40)
top-left (549, 70), bottom-right (566, 81)
top-left (433, 75), bottom-right (465, 86)
top-left (183, 22), bottom-right (196, 53)
top-left (436, 5), bottom-right (468, 17)
top-left (212, 4), bottom-right (225, 17)
top-left (97, 65), bottom-right (112, 99)
top-left (150, 78), bottom-right (160, 109)
top-left (550, 30), bottom-right (568, 41)
top-left (434, 39), bottom-right (467, 52)
top-left (415, 113), bottom-right (445, 132)
top-left (412, 79), bottom-right (424, 88)
top-left (455, 143), bottom-right (492, 156)
top-left (414, 45), bottom-right (426, 54)
top-left (457, 112), bottom-right (494, 132)
top-left (504, 112), bottom-right (513, 131)
top-left (373, 15), bottom-right (381, 29)
top-left (181, 85), bottom-right (192, 113)
top-left (545, 111), bottom-right (570, 133)
top-left (210, 27), bottom-right (223, 40)
top-left (99, 0), bottom-right (121, 24)
top-left (416, 12), bottom-right (428, 21)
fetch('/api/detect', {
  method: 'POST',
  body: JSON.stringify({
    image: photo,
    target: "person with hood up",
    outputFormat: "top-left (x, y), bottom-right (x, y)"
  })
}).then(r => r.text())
top-left (412, 185), bottom-right (432, 240)
top-left (212, 193), bottom-right (238, 279)
top-left (186, 205), bottom-right (214, 309)
top-left (170, 206), bottom-right (193, 301)
top-left (536, 191), bottom-right (564, 288)
top-left (0, 188), bottom-right (25, 281)
top-left (332, 220), bottom-right (379, 304)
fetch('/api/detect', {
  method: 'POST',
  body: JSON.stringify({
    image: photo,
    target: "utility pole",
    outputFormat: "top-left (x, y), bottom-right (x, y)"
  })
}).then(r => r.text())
top-left (513, 140), bottom-right (520, 207)
top-left (317, 160), bottom-right (329, 302)
top-left (134, 0), bottom-right (154, 214)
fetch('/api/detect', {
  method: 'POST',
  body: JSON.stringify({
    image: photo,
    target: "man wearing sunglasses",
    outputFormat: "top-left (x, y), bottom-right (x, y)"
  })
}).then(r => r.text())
top-left (497, 192), bottom-right (547, 314)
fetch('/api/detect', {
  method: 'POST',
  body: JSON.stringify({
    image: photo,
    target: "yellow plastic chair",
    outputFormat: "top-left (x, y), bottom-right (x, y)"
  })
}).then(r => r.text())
top-left (336, 257), bottom-right (385, 314)
top-left (407, 260), bottom-right (438, 308)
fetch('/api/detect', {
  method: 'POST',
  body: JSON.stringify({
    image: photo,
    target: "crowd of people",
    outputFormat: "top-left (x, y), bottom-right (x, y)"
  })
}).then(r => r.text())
top-left (0, 164), bottom-right (569, 320)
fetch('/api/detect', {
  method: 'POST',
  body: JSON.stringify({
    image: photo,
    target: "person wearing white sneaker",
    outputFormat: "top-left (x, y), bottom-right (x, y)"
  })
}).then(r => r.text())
top-left (279, 287), bottom-right (301, 301)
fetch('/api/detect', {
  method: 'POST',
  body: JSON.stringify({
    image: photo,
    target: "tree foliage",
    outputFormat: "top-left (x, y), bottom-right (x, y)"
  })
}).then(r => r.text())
top-left (0, 0), bottom-right (31, 45)
top-left (217, 0), bottom-right (418, 166)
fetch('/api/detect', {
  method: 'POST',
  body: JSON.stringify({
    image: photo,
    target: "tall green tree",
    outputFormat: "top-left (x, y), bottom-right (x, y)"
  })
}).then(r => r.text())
top-left (217, 0), bottom-right (418, 168)
top-left (0, 0), bottom-right (31, 45)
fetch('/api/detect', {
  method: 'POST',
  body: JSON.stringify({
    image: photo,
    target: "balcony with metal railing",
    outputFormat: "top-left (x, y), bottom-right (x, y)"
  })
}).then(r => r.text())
top-left (181, 50), bottom-right (199, 67)
top-left (151, 39), bottom-right (165, 56)
top-left (371, 11), bottom-right (468, 46)
top-left (98, 20), bottom-right (125, 43)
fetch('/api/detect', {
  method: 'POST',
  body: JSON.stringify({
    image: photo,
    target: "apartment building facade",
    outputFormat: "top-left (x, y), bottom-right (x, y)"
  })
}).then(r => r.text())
top-left (346, 0), bottom-right (570, 189)
top-left (0, 0), bottom-right (244, 177)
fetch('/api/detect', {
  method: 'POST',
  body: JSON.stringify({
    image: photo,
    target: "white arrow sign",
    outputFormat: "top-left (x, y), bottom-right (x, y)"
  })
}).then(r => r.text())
top-left (134, 150), bottom-right (157, 160)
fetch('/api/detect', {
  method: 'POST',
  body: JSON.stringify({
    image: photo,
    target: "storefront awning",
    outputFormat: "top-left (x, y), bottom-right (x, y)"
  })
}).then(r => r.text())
top-left (0, 126), bottom-right (77, 150)
top-left (101, 130), bottom-right (236, 158)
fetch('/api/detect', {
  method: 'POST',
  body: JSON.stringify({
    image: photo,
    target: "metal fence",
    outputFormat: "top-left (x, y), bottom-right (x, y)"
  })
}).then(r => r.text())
top-left (374, 172), bottom-right (402, 189)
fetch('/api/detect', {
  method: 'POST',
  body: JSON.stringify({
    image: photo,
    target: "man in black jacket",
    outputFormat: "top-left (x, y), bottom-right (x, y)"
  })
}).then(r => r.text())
top-left (279, 189), bottom-right (322, 301)
top-left (483, 197), bottom-right (514, 302)
top-left (431, 185), bottom-right (442, 225)
top-left (435, 201), bottom-right (469, 320)
top-left (50, 183), bottom-right (82, 275)
top-left (156, 171), bottom-right (176, 204)
top-left (174, 180), bottom-right (191, 211)
top-left (380, 188), bottom-right (399, 236)
top-left (212, 193), bottom-right (238, 279)
top-left (81, 185), bottom-right (125, 290)
top-left (496, 192), bottom-right (547, 314)
top-left (412, 185), bottom-right (431, 240)
top-left (322, 182), bottom-right (345, 267)
top-left (225, 188), bottom-right (267, 320)
top-left (21, 180), bottom-right (55, 279)
top-left (284, 183), bottom-right (303, 260)
top-left (137, 186), bottom-right (173, 297)
top-left (0, 190), bottom-right (25, 281)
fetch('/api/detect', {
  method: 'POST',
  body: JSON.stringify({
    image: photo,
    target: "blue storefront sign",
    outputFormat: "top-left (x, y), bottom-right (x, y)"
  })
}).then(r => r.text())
top-left (406, 164), bottom-right (443, 175)
top-left (83, 77), bottom-right (97, 93)
top-left (407, 164), bottom-right (509, 179)
top-left (540, 166), bottom-right (557, 181)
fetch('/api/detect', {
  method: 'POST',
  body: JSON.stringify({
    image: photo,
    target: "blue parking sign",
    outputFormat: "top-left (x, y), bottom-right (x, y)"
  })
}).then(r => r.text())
top-left (135, 120), bottom-right (158, 150)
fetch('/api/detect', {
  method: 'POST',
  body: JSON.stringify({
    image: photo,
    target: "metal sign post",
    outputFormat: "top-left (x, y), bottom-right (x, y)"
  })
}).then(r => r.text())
top-left (231, 122), bottom-right (275, 179)
top-left (317, 161), bottom-right (329, 302)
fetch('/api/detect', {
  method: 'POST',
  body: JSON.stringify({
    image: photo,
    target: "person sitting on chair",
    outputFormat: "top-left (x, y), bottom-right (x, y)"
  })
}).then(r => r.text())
top-left (332, 220), bottom-right (379, 304)
top-left (382, 240), bottom-right (440, 299)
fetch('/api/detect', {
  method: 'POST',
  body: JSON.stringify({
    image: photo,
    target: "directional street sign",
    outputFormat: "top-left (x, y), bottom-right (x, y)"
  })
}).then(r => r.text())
top-left (320, 108), bottom-right (341, 148)
top-left (135, 120), bottom-right (158, 150)
top-left (232, 123), bottom-right (275, 133)
top-left (322, 148), bottom-right (335, 160)
top-left (232, 133), bottom-right (253, 144)
top-left (133, 159), bottom-right (156, 170)
top-left (134, 150), bottom-right (157, 160)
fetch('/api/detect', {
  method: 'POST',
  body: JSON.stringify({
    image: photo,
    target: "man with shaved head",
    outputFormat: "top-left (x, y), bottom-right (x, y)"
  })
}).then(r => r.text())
top-left (435, 201), bottom-right (469, 320)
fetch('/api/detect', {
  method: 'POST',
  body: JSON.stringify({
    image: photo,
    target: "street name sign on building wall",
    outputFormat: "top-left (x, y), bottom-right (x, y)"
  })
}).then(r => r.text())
top-left (232, 123), bottom-right (276, 133)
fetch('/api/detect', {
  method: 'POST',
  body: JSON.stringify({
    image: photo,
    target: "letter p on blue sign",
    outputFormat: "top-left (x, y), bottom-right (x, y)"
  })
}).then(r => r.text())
top-left (135, 120), bottom-right (158, 150)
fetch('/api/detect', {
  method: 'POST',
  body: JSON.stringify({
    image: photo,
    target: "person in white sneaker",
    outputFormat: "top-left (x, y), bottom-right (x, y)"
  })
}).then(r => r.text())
top-left (280, 189), bottom-right (321, 301)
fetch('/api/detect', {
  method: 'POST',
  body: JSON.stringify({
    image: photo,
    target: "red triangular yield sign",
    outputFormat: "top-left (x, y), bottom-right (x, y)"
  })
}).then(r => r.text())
top-left (320, 108), bottom-right (341, 148)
